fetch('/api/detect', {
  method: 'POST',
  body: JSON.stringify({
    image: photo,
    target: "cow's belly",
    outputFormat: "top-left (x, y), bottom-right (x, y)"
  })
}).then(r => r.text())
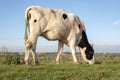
top-left (41, 30), bottom-right (66, 41)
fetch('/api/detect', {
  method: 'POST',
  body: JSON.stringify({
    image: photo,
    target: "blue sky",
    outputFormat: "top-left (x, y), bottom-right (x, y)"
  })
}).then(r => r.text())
top-left (0, 0), bottom-right (120, 53)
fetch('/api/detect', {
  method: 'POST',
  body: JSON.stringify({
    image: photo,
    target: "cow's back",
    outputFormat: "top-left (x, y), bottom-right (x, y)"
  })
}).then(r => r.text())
top-left (43, 10), bottom-right (80, 42)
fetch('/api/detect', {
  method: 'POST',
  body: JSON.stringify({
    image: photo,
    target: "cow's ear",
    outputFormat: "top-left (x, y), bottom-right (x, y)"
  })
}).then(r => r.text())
top-left (62, 13), bottom-right (67, 20)
top-left (91, 43), bottom-right (94, 47)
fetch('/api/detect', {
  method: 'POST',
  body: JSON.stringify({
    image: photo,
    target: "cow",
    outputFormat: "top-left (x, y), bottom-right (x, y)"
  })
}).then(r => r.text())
top-left (24, 6), bottom-right (95, 65)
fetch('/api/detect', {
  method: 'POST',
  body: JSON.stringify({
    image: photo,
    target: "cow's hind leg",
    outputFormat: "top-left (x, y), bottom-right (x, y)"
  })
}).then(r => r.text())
top-left (30, 36), bottom-right (39, 65)
top-left (25, 35), bottom-right (39, 65)
top-left (25, 39), bottom-right (32, 65)
top-left (31, 45), bottom-right (39, 65)
top-left (25, 45), bottom-right (30, 65)
top-left (56, 41), bottom-right (64, 64)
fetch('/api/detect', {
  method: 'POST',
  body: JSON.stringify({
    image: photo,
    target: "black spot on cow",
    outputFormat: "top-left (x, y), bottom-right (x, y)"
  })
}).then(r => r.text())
top-left (78, 24), bottom-right (81, 29)
top-left (78, 31), bottom-right (94, 60)
top-left (62, 13), bottom-right (67, 20)
top-left (34, 19), bottom-right (37, 23)
top-left (78, 31), bottom-right (89, 48)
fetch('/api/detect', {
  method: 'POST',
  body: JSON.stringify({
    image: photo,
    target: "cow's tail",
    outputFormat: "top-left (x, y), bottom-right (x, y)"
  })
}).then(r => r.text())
top-left (24, 7), bottom-right (31, 44)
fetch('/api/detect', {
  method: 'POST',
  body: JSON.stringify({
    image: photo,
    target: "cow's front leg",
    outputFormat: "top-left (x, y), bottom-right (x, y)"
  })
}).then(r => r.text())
top-left (56, 41), bottom-right (64, 64)
top-left (69, 40), bottom-right (78, 64)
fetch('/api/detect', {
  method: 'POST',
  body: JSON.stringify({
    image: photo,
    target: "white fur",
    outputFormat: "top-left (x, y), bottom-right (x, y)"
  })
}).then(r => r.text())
top-left (24, 6), bottom-right (92, 65)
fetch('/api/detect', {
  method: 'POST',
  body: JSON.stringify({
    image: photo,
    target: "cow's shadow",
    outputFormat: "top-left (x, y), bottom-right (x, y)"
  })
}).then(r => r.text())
top-left (95, 61), bottom-right (101, 64)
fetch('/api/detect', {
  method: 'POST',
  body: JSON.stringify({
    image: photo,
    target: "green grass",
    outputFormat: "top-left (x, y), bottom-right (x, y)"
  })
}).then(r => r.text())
top-left (0, 53), bottom-right (120, 80)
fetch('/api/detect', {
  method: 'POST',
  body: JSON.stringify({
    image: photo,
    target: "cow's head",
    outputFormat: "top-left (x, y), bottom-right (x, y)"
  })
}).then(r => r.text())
top-left (78, 31), bottom-right (95, 64)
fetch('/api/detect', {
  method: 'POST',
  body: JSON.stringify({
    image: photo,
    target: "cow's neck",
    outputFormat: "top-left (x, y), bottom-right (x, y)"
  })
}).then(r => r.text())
top-left (78, 31), bottom-right (90, 48)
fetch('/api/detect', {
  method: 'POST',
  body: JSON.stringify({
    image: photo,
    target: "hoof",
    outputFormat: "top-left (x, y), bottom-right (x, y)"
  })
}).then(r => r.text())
top-left (56, 61), bottom-right (60, 64)
top-left (25, 60), bottom-right (29, 65)
top-left (74, 62), bottom-right (79, 64)
top-left (34, 61), bottom-right (39, 65)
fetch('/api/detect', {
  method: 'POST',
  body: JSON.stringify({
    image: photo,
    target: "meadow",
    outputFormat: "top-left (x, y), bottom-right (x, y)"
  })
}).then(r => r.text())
top-left (0, 52), bottom-right (120, 80)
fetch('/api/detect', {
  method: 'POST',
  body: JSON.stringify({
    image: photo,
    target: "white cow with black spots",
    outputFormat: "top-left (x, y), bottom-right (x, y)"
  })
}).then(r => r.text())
top-left (24, 6), bottom-right (95, 65)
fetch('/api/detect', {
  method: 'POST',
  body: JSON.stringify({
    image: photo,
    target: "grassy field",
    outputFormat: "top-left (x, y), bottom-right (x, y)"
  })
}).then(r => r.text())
top-left (0, 53), bottom-right (120, 80)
